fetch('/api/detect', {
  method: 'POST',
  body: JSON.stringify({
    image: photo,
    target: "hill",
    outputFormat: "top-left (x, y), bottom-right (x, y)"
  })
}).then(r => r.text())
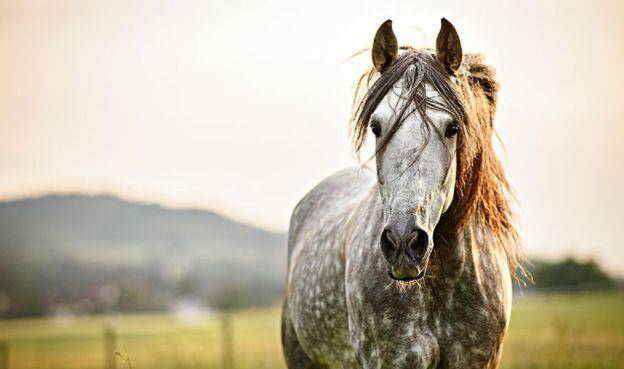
top-left (0, 194), bottom-right (287, 317)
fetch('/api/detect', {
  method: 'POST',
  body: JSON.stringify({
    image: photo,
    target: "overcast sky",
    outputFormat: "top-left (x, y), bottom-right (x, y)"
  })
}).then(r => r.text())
top-left (1, 0), bottom-right (623, 274)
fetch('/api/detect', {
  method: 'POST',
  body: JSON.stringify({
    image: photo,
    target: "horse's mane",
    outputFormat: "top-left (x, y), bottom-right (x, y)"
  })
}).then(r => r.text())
top-left (350, 48), bottom-right (524, 277)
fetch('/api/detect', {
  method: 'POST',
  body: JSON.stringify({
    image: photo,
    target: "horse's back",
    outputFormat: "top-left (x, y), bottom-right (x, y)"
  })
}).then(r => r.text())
top-left (287, 167), bottom-right (376, 262)
top-left (284, 167), bottom-right (376, 369)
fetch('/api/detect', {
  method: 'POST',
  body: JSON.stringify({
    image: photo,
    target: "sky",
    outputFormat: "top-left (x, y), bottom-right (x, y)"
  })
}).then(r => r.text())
top-left (1, 0), bottom-right (623, 274)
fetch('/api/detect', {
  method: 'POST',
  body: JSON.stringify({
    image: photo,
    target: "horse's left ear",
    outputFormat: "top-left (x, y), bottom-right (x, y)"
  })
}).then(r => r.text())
top-left (436, 18), bottom-right (463, 75)
top-left (372, 20), bottom-right (398, 73)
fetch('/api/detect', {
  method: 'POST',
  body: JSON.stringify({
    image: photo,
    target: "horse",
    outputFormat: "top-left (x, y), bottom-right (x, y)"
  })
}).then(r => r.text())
top-left (281, 18), bottom-right (524, 369)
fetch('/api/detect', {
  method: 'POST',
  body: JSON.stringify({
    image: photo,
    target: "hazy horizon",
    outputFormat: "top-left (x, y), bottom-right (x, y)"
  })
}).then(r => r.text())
top-left (2, 0), bottom-right (623, 274)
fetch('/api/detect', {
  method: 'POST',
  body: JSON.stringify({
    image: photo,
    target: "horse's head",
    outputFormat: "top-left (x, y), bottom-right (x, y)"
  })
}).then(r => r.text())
top-left (356, 19), bottom-right (470, 281)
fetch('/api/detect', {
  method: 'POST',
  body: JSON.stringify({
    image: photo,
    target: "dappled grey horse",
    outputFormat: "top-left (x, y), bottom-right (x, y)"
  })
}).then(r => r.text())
top-left (282, 19), bottom-right (523, 369)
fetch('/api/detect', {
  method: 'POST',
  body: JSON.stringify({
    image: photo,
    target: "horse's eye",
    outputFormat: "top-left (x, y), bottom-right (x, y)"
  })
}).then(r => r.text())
top-left (370, 120), bottom-right (382, 137)
top-left (445, 122), bottom-right (460, 138)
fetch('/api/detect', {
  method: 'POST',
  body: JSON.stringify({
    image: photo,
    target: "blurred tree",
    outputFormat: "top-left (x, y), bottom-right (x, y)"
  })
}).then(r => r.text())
top-left (526, 257), bottom-right (616, 291)
top-left (212, 284), bottom-right (253, 311)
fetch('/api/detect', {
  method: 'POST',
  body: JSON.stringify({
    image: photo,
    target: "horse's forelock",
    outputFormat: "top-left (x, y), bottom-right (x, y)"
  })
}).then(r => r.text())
top-left (350, 50), bottom-right (464, 157)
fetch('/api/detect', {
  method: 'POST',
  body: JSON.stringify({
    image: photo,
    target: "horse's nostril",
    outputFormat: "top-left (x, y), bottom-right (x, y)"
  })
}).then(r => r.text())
top-left (380, 228), bottom-right (400, 261)
top-left (406, 229), bottom-right (429, 260)
top-left (381, 225), bottom-right (429, 263)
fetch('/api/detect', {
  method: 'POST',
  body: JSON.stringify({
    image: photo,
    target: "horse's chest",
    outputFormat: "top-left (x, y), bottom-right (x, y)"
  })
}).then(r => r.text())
top-left (345, 264), bottom-right (507, 369)
top-left (350, 315), bottom-right (440, 369)
top-left (347, 298), bottom-right (504, 369)
top-left (347, 284), bottom-right (440, 369)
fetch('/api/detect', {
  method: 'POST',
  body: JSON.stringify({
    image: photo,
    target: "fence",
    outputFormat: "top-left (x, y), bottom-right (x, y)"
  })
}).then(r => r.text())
top-left (104, 325), bottom-right (117, 369)
top-left (0, 315), bottom-right (238, 369)
top-left (0, 340), bottom-right (8, 369)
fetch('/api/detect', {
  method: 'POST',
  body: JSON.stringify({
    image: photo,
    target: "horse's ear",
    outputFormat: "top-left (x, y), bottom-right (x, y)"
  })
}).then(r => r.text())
top-left (372, 20), bottom-right (398, 73)
top-left (436, 18), bottom-right (463, 75)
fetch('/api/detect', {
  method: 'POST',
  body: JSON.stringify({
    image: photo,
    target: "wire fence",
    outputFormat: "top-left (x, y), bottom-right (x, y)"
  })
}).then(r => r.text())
top-left (0, 314), bottom-right (247, 369)
top-left (0, 340), bottom-right (8, 369)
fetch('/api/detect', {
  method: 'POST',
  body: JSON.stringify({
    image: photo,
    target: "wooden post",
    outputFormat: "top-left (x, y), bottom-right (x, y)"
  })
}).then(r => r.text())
top-left (103, 325), bottom-right (117, 369)
top-left (221, 315), bottom-right (233, 369)
top-left (0, 340), bottom-right (8, 369)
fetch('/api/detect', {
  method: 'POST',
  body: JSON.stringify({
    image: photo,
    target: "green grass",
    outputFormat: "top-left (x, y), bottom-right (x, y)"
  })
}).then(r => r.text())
top-left (0, 292), bottom-right (622, 369)
top-left (501, 291), bottom-right (624, 369)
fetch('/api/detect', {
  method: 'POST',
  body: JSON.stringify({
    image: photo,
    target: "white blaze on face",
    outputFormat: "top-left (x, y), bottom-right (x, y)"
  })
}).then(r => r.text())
top-left (371, 77), bottom-right (458, 239)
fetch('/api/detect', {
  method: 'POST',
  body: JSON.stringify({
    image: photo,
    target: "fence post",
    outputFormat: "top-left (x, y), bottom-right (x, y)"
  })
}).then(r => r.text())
top-left (221, 314), bottom-right (233, 369)
top-left (103, 325), bottom-right (117, 369)
top-left (0, 340), bottom-right (8, 369)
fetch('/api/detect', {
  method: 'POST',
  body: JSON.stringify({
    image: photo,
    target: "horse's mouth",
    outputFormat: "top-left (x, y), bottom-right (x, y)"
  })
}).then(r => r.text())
top-left (387, 268), bottom-right (426, 281)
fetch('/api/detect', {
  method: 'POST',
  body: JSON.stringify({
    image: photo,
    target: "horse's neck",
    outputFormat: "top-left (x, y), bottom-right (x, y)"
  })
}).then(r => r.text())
top-left (435, 223), bottom-right (496, 286)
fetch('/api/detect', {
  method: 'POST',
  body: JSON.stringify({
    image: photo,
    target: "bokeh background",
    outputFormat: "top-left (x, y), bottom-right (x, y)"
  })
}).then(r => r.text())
top-left (0, 1), bottom-right (623, 369)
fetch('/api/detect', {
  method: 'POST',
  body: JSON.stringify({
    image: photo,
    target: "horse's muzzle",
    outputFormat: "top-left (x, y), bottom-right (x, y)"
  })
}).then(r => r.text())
top-left (380, 223), bottom-right (431, 280)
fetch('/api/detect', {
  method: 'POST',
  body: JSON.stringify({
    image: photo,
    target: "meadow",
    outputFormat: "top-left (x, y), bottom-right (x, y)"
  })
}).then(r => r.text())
top-left (0, 292), bottom-right (622, 369)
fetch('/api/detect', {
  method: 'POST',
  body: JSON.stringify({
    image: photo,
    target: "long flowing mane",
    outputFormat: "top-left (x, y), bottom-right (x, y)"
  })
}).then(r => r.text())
top-left (350, 48), bottom-right (524, 276)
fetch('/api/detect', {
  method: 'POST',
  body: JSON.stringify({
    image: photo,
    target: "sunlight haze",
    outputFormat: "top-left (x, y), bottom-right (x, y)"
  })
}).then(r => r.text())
top-left (1, 0), bottom-right (623, 274)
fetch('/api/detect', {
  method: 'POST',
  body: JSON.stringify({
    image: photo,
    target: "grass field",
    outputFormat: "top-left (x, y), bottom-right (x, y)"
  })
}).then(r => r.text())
top-left (0, 292), bottom-right (622, 369)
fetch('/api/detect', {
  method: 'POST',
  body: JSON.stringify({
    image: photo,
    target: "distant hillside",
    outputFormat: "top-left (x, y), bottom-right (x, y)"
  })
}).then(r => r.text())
top-left (0, 194), bottom-right (287, 317)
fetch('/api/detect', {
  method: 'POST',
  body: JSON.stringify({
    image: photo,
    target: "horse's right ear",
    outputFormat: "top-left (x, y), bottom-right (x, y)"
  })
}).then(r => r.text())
top-left (372, 20), bottom-right (398, 73)
top-left (436, 18), bottom-right (463, 75)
